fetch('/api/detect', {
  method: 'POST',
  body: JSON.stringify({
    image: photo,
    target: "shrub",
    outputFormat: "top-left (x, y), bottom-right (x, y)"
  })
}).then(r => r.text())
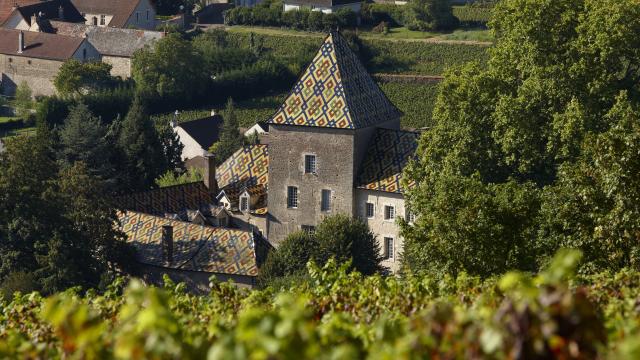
top-left (0, 271), bottom-right (38, 299)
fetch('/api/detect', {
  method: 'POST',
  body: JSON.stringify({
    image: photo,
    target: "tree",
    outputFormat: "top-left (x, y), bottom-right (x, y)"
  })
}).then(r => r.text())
top-left (538, 93), bottom-right (640, 272)
top-left (132, 33), bottom-right (206, 105)
top-left (58, 103), bottom-right (116, 187)
top-left (407, 0), bottom-right (458, 31)
top-left (403, 0), bottom-right (640, 276)
top-left (0, 122), bottom-right (130, 294)
top-left (13, 81), bottom-right (32, 120)
top-left (54, 60), bottom-right (115, 96)
top-left (157, 119), bottom-right (184, 173)
top-left (155, 167), bottom-right (203, 188)
top-left (257, 231), bottom-right (319, 287)
top-left (258, 215), bottom-right (383, 287)
top-left (210, 98), bottom-right (244, 165)
top-left (118, 97), bottom-right (168, 191)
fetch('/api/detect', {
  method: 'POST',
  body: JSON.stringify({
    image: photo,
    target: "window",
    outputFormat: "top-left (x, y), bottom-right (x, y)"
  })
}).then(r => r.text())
top-left (365, 202), bottom-right (374, 218)
top-left (92, 16), bottom-right (97, 25)
top-left (321, 189), bottom-right (331, 212)
top-left (136, 12), bottom-right (139, 22)
top-left (146, 10), bottom-right (149, 20)
top-left (27, 60), bottom-right (31, 65)
top-left (240, 196), bottom-right (249, 212)
top-left (301, 225), bottom-right (316, 234)
top-left (384, 205), bottom-right (395, 220)
top-left (100, 14), bottom-right (105, 25)
top-left (304, 154), bottom-right (316, 174)
top-left (82, 48), bottom-right (87, 60)
top-left (287, 186), bottom-right (298, 208)
top-left (407, 211), bottom-right (416, 223)
top-left (383, 237), bottom-right (394, 260)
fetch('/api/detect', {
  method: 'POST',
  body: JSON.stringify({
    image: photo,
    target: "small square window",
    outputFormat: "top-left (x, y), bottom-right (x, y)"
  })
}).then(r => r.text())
top-left (304, 154), bottom-right (316, 174)
top-left (384, 205), bottom-right (395, 220)
top-left (240, 196), bottom-right (249, 212)
top-left (365, 202), bottom-right (374, 218)
top-left (321, 189), bottom-right (331, 212)
top-left (287, 186), bottom-right (298, 208)
top-left (383, 237), bottom-right (394, 260)
top-left (301, 225), bottom-right (315, 234)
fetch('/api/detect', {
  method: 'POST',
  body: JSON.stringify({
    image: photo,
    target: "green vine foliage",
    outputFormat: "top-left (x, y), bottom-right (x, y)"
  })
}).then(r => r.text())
top-left (0, 251), bottom-right (638, 358)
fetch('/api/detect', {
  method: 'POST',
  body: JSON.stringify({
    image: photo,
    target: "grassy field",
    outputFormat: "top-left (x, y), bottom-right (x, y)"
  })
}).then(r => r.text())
top-left (227, 30), bottom-right (490, 76)
top-left (227, 25), bottom-right (492, 42)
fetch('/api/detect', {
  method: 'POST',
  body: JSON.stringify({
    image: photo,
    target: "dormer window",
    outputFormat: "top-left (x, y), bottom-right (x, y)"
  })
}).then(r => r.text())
top-left (304, 154), bottom-right (316, 174)
top-left (240, 195), bottom-right (249, 212)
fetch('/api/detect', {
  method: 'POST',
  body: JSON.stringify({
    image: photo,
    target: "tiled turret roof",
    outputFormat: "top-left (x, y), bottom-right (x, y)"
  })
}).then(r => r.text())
top-left (268, 31), bottom-right (401, 129)
top-left (357, 129), bottom-right (420, 193)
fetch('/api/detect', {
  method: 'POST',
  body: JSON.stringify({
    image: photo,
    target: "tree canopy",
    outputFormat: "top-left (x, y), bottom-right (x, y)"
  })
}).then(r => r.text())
top-left (403, 0), bottom-right (640, 277)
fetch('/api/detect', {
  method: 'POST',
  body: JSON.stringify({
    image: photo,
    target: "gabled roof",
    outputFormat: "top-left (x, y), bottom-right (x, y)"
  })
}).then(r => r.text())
top-left (177, 115), bottom-right (223, 151)
top-left (0, 0), bottom-right (40, 25)
top-left (119, 211), bottom-right (260, 276)
top-left (49, 21), bottom-right (163, 57)
top-left (216, 145), bottom-right (269, 215)
top-left (216, 145), bottom-right (268, 191)
top-left (15, 0), bottom-right (84, 24)
top-left (118, 182), bottom-right (215, 216)
top-left (70, 0), bottom-right (143, 28)
top-left (0, 28), bottom-right (84, 60)
top-left (357, 129), bottom-right (420, 193)
top-left (268, 31), bottom-right (401, 129)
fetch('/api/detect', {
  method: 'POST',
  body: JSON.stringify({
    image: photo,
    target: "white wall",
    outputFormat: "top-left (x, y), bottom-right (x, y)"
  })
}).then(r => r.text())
top-left (355, 189), bottom-right (406, 274)
top-left (175, 126), bottom-right (209, 160)
top-left (3, 13), bottom-right (29, 30)
top-left (124, 0), bottom-right (157, 30)
top-left (83, 13), bottom-right (114, 26)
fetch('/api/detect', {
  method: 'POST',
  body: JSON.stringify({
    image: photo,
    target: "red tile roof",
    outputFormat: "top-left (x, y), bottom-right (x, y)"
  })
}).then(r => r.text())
top-left (0, 28), bottom-right (84, 60)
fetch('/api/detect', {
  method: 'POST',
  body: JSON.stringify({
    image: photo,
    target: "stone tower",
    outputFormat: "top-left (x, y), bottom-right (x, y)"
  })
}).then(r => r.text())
top-left (266, 31), bottom-right (402, 245)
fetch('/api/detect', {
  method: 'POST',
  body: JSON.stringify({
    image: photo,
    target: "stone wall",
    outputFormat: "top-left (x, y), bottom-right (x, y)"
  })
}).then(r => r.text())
top-left (355, 189), bottom-right (405, 274)
top-left (103, 55), bottom-right (132, 78)
top-left (0, 54), bottom-right (62, 96)
top-left (267, 124), bottom-right (358, 245)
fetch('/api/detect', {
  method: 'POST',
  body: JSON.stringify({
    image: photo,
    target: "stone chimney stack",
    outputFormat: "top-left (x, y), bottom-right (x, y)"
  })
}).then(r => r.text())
top-left (162, 225), bottom-right (174, 264)
top-left (203, 154), bottom-right (218, 195)
top-left (58, 6), bottom-right (64, 20)
top-left (17, 31), bottom-right (24, 53)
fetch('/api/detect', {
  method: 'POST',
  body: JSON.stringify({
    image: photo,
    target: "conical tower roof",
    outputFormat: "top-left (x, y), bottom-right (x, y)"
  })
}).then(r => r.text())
top-left (268, 31), bottom-right (401, 129)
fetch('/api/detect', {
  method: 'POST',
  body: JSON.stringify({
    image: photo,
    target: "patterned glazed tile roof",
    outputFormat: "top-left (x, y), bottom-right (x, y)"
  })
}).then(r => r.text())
top-left (119, 211), bottom-right (259, 276)
top-left (357, 129), bottom-right (420, 193)
top-left (216, 145), bottom-right (268, 192)
top-left (268, 31), bottom-right (401, 130)
top-left (118, 182), bottom-right (214, 216)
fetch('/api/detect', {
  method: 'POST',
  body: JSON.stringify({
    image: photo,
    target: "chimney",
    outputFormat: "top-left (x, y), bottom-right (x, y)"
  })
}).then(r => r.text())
top-left (203, 154), bottom-right (218, 195)
top-left (58, 6), bottom-right (64, 20)
top-left (162, 225), bottom-right (174, 263)
top-left (17, 31), bottom-right (24, 53)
